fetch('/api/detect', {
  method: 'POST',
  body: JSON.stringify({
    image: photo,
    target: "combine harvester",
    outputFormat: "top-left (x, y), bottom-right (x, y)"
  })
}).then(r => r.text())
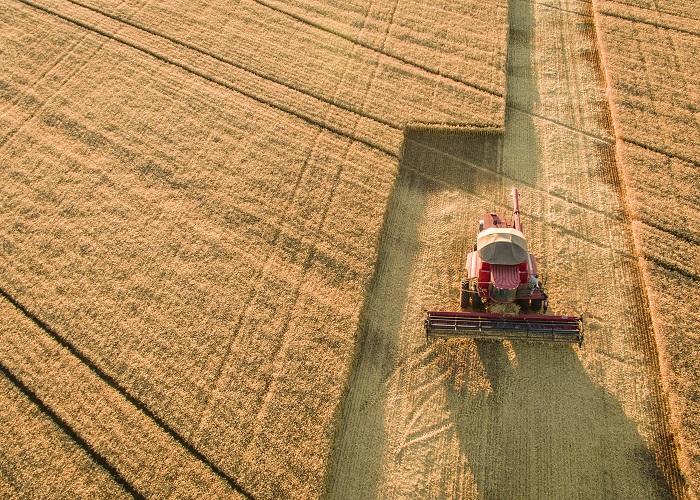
top-left (425, 188), bottom-right (583, 346)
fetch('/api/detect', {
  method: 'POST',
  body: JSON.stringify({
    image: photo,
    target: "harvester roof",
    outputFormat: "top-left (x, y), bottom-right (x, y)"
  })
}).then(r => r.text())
top-left (477, 227), bottom-right (528, 265)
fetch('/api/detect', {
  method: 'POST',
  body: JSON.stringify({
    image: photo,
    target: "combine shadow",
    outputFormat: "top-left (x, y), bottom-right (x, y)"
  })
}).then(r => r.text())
top-left (328, 125), bottom-right (673, 499)
top-left (436, 0), bottom-right (673, 495)
top-left (328, 0), bottom-right (674, 497)
top-left (326, 129), bottom-right (506, 499)
top-left (442, 341), bottom-right (674, 499)
top-left (325, 143), bottom-right (423, 499)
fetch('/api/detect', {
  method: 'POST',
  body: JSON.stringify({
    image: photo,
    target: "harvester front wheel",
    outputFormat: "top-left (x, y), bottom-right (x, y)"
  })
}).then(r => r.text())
top-left (460, 284), bottom-right (470, 308)
top-left (472, 291), bottom-right (483, 309)
top-left (517, 299), bottom-right (529, 311)
top-left (530, 299), bottom-right (543, 311)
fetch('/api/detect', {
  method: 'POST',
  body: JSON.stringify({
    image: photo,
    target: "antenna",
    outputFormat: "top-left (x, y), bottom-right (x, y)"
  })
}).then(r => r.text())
top-left (511, 187), bottom-right (522, 232)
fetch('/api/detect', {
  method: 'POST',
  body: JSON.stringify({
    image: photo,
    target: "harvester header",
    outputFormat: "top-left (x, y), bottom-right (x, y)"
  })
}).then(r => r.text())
top-left (425, 188), bottom-right (583, 346)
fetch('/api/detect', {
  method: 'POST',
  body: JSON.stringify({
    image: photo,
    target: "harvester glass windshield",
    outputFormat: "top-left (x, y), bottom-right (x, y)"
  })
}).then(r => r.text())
top-left (477, 228), bottom-right (528, 265)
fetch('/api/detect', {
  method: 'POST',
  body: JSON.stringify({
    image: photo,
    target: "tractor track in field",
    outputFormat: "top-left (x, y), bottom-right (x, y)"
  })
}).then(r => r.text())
top-left (327, 0), bottom-right (686, 496)
top-left (0, 288), bottom-right (255, 499)
top-left (14, 0), bottom-right (400, 158)
top-left (0, 363), bottom-right (141, 498)
top-left (599, 9), bottom-right (700, 37)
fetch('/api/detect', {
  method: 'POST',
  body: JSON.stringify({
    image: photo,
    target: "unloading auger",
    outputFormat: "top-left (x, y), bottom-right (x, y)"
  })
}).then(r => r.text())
top-left (424, 188), bottom-right (583, 346)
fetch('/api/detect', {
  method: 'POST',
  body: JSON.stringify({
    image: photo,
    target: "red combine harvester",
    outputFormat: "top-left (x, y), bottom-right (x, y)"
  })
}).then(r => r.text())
top-left (425, 188), bottom-right (583, 346)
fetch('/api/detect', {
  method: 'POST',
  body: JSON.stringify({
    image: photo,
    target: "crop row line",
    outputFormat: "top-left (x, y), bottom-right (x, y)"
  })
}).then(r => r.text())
top-left (62, 0), bottom-right (401, 132)
top-left (0, 287), bottom-right (255, 499)
top-left (644, 254), bottom-right (700, 282)
top-left (641, 218), bottom-right (700, 247)
top-left (607, 0), bottom-right (699, 22)
top-left (16, 0), bottom-right (398, 158)
top-left (0, 362), bottom-right (143, 499)
top-left (601, 6), bottom-right (700, 36)
top-left (250, 0), bottom-right (506, 99)
top-left (624, 137), bottom-right (700, 168)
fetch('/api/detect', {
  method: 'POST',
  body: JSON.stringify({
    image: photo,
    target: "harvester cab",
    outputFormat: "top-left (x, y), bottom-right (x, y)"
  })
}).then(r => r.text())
top-left (425, 188), bottom-right (583, 345)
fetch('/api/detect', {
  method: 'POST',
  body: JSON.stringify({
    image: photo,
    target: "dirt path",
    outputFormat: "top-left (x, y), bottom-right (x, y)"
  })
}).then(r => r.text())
top-left (326, 0), bottom-right (685, 498)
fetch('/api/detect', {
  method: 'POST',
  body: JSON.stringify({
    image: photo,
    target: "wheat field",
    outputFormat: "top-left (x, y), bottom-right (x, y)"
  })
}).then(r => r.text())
top-left (329, 0), bottom-right (687, 496)
top-left (1, 0), bottom-right (506, 497)
top-left (592, 0), bottom-right (700, 493)
top-left (1, 0), bottom-right (697, 498)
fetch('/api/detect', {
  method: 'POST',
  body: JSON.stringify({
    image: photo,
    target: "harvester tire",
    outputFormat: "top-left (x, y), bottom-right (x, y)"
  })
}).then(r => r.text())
top-left (460, 287), bottom-right (470, 308)
top-left (517, 299), bottom-right (529, 311)
top-left (530, 299), bottom-right (543, 311)
top-left (472, 291), bottom-right (483, 309)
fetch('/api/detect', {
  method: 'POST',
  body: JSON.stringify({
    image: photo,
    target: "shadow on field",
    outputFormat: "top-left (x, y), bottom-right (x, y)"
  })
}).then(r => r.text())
top-left (329, 0), bottom-right (671, 497)
top-left (325, 149), bottom-right (424, 500)
top-left (432, 0), bottom-right (672, 493)
top-left (502, 0), bottom-right (540, 186)
top-left (326, 128), bottom-right (504, 499)
top-left (327, 126), bottom-right (673, 498)
top-left (442, 340), bottom-right (674, 499)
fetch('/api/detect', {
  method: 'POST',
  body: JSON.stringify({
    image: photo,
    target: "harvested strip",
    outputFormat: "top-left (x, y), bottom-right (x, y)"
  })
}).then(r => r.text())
top-left (0, 297), bottom-right (245, 499)
top-left (506, 0), bottom-right (616, 139)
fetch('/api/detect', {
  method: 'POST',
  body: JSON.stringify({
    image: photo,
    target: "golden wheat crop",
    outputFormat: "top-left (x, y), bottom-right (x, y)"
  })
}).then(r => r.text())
top-left (0, 0), bottom-right (507, 497)
top-left (0, 373), bottom-right (128, 498)
top-left (2, 0), bottom-right (695, 497)
top-left (594, 0), bottom-right (700, 494)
